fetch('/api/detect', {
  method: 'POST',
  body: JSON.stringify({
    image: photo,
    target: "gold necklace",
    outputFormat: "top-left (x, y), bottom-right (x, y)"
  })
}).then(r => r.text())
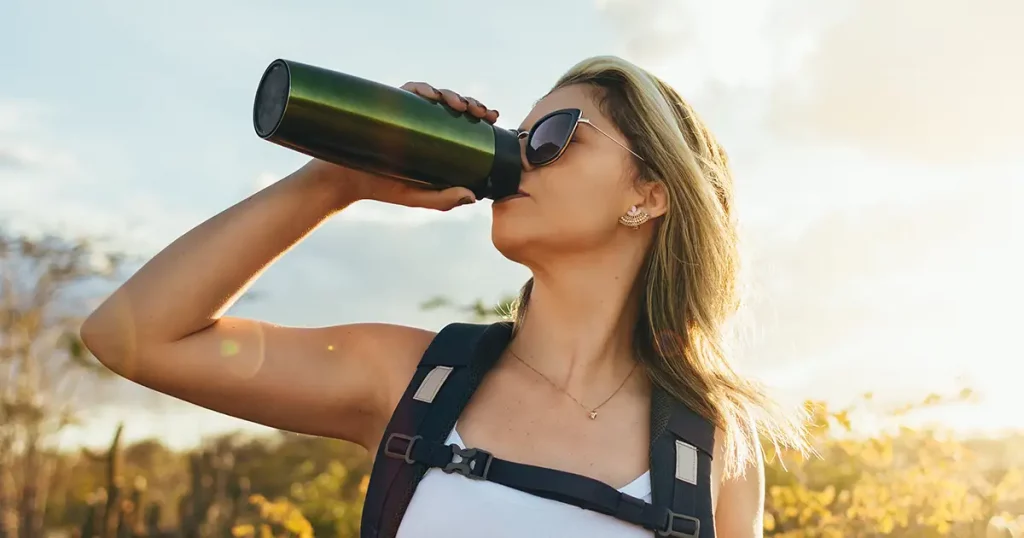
top-left (508, 347), bottom-right (638, 420)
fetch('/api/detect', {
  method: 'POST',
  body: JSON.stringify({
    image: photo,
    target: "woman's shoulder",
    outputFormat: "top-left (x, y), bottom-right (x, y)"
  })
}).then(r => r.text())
top-left (711, 424), bottom-right (766, 536)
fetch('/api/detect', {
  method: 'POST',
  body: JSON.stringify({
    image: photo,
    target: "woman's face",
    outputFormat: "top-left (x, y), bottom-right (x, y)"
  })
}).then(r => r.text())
top-left (491, 84), bottom-right (641, 264)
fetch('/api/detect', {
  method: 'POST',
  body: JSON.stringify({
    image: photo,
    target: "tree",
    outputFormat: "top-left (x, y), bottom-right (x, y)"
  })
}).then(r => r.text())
top-left (0, 228), bottom-right (125, 538)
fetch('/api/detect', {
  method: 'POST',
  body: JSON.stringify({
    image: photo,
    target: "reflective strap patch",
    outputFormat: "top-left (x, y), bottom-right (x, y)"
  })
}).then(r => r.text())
top-left (674, 440), bottom-right (699, 485)
top-left (412, 366), bottom-right (453, 403)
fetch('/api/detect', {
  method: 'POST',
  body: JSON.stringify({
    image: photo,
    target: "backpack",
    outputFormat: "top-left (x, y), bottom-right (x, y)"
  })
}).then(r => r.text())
top-left (360, 322), bottom-right (716, 537)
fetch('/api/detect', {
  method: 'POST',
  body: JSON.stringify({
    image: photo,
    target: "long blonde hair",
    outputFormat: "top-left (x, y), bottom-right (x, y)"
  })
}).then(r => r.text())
top-left (511, 56), bottom-right (809, 477)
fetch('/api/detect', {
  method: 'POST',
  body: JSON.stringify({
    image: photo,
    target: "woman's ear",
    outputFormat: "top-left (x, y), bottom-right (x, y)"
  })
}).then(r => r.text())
top-left (638, 181), bottom-right (669, 219)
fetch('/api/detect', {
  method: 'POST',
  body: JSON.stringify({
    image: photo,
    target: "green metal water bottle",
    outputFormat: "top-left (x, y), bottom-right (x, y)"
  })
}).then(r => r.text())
top-left (252, 59), bottom-right (522, 200)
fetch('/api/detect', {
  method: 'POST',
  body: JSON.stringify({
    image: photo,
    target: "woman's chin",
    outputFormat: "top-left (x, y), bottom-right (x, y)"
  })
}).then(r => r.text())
top-left (490, 226), bottom-right (530, 263)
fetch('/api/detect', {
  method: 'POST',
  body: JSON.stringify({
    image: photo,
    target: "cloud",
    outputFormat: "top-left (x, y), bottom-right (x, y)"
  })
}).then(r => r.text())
top-left (769, 0), bottom-right (1024, 162)
top-left (0, 98), bottom-right (202, 254)
top-left (0, 147), bottom-right (32, 170)
top-left (0, 100), bottom-right (78, 172)
top-left (734, 174), bottom-right (1022, 402)
top-left (597, 0), bottom-right (1024, 162)
top-left (594, 0), bottom-right (698, 67)
top-left (0, 99), bottom-right (49, 132)
top-left (0, 142), bottom-right (82, 174)
top-left (595, 0), bottom-right (845, 96)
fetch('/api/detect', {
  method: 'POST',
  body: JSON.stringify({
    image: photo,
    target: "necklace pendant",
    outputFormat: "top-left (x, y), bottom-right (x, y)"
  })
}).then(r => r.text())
top-left (589, 411), bottom-right (597, 420)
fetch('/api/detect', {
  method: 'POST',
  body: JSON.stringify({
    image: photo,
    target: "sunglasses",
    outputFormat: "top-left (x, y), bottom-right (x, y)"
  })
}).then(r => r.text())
top-left (515, 108), bottom-right (646, 167)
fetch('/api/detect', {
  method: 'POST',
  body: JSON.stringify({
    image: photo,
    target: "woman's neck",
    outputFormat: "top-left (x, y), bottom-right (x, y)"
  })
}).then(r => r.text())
top-left (510, 248), bottom-right (646, 397)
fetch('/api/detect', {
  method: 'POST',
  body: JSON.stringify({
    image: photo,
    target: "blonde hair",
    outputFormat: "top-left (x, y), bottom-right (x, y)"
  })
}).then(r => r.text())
top-left (511, 56), bottom-right (809, 477)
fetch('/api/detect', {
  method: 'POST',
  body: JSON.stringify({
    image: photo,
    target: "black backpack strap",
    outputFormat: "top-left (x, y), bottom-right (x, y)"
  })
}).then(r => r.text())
top-left (385, 435), bottom-right (695, 535)
top-left (361, 322), bottom-right (513, 538)
top-left (649, 386), bottom-right (717, 538)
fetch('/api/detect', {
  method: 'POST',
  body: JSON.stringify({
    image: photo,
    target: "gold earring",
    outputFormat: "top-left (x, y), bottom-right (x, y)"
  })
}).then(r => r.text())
top-left (619, 205), bottom-right (650, 228)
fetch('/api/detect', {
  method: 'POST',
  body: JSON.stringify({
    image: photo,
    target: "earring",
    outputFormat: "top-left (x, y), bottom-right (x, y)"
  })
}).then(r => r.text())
top-left (619, 205), bottom-right (650, 229)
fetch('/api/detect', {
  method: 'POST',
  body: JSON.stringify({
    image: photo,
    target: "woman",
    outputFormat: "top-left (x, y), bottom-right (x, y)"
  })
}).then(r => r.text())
top-left (81, 56), bottom-right (806, 537)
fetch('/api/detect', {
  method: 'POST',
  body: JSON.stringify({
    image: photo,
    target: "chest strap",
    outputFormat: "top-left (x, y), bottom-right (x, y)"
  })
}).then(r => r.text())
top-left (382, 432), bottom-right (702, 537)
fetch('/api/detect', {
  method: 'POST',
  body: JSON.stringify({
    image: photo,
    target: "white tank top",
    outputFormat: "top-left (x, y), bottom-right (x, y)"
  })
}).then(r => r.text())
top-left (395, 426), bottom-right (652, 538)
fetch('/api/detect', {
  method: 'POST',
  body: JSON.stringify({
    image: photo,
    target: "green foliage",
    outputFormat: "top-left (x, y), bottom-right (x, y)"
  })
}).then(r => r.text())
top-left (73, 423), bottom-right (257, 538)
top-left (763, 397), bottom-right (1024, 537)
top-left (233, 495), bottom-right (312, 538)
top-left (47, 430), bottom-right (370, 538)
top-left (284, 462), bottom-right (366, 538)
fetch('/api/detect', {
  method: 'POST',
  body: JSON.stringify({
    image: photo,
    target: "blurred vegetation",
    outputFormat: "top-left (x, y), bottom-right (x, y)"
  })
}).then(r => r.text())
top-left (57, 426), bottom-right (370, 538)
top-left (2, 229), bottom-right (125, 538)
top-left (2, 229), bottom-right (1022, 537)
top-left (764, 395), bottom-right (1024, 537)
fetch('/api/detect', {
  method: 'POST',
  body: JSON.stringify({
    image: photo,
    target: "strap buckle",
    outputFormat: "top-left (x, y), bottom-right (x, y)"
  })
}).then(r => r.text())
top-left (442, 445), bottom-right (493, 481)
top-left (658, 510), bottom-right (700, 538)
top-left (383, 433), bottom-right (421, 464)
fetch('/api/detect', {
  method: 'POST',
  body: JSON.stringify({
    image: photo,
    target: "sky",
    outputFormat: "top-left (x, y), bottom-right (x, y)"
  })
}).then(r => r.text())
top-left (1, 0), bottom-right (1021, 449)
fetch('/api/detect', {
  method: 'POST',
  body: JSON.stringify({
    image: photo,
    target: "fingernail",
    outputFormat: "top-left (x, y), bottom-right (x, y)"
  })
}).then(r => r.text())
top-left (458, 196), bottom-right (475, 206)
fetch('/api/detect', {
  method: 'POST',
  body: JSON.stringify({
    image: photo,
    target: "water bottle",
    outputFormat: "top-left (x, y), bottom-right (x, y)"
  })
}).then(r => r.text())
top-left (252, 59), bottom-right (522, 200)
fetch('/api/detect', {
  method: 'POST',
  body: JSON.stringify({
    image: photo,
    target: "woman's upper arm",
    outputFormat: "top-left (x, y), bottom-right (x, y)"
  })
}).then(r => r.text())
top-left (87, 317), bottom-right (435, 450)
top-left (713, 441), bottom-right (766, 538)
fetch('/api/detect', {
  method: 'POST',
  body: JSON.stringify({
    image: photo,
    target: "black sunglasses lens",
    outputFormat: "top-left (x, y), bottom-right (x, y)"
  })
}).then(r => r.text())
top-left (527, 112), bottom-right (575, 164)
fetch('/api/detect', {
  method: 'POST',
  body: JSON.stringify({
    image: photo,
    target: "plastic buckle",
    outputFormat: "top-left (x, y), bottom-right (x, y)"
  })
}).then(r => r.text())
top-left (442, 445), bottom-right (493, 481)
top-left (383, 433), bottom-right (420, 464)
top-left (658, 511), bottom-right (700, 538)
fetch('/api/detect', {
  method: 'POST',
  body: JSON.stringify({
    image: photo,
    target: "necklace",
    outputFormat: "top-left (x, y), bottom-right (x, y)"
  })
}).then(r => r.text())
top-left (507, 347), bottom-right (638, 420)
